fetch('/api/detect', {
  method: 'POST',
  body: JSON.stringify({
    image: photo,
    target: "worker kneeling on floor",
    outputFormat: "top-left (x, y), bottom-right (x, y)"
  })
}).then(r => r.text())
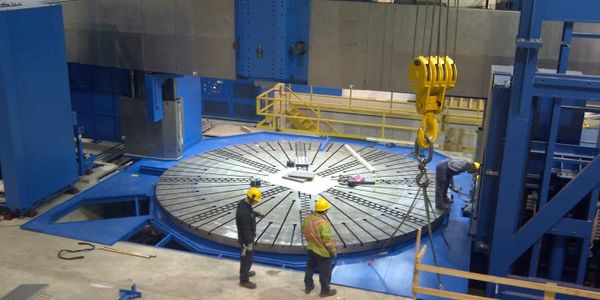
top-left (236, 187), bottom-right (265, 289)
top-left (302, 197), bottom-right (337, 297)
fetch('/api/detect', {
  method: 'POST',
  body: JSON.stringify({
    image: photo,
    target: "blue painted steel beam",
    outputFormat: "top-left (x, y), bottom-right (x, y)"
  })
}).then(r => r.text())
top-left (505, 156), bottom-right (600, 264)
top-left (557, 22), bottom-right (573, 73)
top-left (550, 218), bottom-right (594, 239)
top-left (548, 235), bottom-right (566, 281)
top-left (530, 141), bottom-right (598, 161)
top-left (488, 0), bottom-right (541, 277)
top-left (155, 234), bottom-right (173, 248)
top-left (572, 32), bottom-right (600, 39)
top-left (533, 74), bottom-right (600, 100)
top-left (540, 0), bottom-right (600, 23)
top-left (528, 98), bottom-right (561, 277)
top-left (562, 105), bottom-right (600, 114)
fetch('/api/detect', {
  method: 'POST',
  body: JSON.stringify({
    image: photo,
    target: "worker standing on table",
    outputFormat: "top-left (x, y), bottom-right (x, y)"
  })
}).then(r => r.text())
top-left (435, 159), bottom-right (480, 210)
top-left (302, 197), bottom-right (337, 297)
top-left (236, 187), bottom-right (264, 289)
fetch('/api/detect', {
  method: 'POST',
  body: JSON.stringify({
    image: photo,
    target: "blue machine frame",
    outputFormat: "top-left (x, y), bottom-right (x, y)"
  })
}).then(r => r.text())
top-left (0, 5), bottom-right (78, 213)
top-left (475, 0), bottom-right (600, 296)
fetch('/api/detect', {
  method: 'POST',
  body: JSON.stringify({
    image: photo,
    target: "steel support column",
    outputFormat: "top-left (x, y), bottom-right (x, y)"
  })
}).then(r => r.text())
top-left (488, 0), bottom-right (542, 278)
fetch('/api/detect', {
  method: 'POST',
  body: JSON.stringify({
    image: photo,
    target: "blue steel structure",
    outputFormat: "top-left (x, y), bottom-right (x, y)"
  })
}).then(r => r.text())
top-left (177, 76), bottom-right (204, 149)
top-left (472, 0), bottom-right (600, 297)
top-left (69, 64), bottom-right (129, 142)
top-left (235, 0), bottom-right (310, 83)
top-left (0, 5), bottom-right (78, 213)
top-left (144, 73), bottom-right (182, 123)
top-left (201, 78), bottom-right (262, 121)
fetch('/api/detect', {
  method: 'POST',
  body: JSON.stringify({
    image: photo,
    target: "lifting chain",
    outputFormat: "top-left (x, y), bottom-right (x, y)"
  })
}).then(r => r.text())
top-left (414, 133), bottom-right (444, 288)
top-left (370, 135), bottom-right (444, 289)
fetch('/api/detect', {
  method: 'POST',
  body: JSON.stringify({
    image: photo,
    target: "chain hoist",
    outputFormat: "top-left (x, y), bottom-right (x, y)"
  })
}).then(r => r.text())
top-left (414, 134), bottom-right (444, 288)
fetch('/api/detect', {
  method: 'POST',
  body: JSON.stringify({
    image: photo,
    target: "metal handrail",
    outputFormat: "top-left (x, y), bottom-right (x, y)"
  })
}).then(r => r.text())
top-left (256, 83), bottom-right (482, 149)
top-left (284, 86), bottom-right (341, 134)
top-left (411, 229), bottom-right (600, 300)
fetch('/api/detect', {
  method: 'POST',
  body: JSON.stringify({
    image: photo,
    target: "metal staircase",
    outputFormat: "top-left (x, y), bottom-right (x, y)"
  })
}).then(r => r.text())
top-left (286, 107), bottom-right (317, 131)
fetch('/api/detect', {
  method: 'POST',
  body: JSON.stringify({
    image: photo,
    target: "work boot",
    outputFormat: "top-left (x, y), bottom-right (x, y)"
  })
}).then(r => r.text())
top-left (248, 271), bottom-right (256, 277)
top-left (239, 281), bottom-right (257, 289)
top-left (305, 285), bottom-right (314, 294)
top-left (320, 289), bottom-right (337, 297)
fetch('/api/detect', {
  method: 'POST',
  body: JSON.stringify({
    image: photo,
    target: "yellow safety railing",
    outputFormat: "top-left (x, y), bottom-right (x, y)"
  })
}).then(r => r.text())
top-left (412, 228), bottom-right (600, 300)
top-left (256, 83), bottom-right (483, 148)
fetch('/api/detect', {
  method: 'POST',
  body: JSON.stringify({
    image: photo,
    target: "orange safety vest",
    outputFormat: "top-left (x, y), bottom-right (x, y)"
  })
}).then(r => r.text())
top-left (302, 212), bottom-right (336, 257)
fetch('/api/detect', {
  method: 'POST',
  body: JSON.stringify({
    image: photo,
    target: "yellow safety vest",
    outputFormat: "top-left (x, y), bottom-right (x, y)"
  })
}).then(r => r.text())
top-left (302, 212), bottom-right (336, 258)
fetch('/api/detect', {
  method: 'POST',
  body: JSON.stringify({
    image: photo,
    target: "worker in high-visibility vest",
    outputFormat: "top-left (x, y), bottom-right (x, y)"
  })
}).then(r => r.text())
top-left (302, 198), bottom-right (337, 297)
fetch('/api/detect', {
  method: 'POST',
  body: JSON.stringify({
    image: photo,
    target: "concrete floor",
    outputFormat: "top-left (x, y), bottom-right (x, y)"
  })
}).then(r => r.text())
top-left (0, 219), bottom-right (409, 300)
top-left (0, 122), bottom-right (420, 300)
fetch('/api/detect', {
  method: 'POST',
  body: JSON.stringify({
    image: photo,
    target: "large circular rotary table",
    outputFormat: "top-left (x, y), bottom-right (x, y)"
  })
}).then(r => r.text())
top-left (156, 140), bottom-right (442, 254)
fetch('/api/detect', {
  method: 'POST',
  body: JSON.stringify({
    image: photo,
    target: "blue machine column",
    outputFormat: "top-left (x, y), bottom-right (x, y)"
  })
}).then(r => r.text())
top-left (235, 0), bottom-right (310, 83)
top-left (488, 0), bottom-right (542, 278)
top-left (545, 20), bottom-right (573, 282)
top-left (528, 20), bottom-right (573, 279)
top-left (0, 4), bottom-right (78, 213)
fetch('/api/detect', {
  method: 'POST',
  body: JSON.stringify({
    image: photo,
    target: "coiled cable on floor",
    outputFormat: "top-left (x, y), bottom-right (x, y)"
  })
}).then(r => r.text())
top-left (58, 242), bottom-right (96, 260)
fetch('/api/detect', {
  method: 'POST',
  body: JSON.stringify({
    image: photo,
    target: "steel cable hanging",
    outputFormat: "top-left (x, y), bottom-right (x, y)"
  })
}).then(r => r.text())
top-left (437, 0), bottom-right (442, 69)
top-left (453, 0), bottom-right (460, 59)
top-left (412, 1), bottom-right (421, 60)
top-left (437, 0), bottom-right (447, 89)
top-left (405, 0), bottom-right (463, 289)
top-left (427, 0), bottom-right (436, 59)
top-left (444, 0), bottom-right (450, 59)
top-left (420, 0), bottom-right (430, 56)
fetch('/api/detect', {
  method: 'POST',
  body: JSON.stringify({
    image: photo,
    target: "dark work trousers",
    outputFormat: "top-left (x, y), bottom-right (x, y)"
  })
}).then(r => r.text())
top-left (304, 250), bottom-right (333, 293)
top-left (239, 247), bottom-right (254, 283)
top-left (435, 162), bottom-right (456, 208)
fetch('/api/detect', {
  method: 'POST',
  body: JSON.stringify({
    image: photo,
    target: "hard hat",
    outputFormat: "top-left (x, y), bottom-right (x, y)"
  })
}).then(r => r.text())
top-left (246, 187), bottom-right (262, 202)
top-left (315, 198), bottom-right (331, 212)
top-left (474, 161), bottom-right (481, 170)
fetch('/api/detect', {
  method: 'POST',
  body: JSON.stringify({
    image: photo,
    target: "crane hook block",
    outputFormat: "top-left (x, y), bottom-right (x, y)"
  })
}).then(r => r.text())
top-left (409, 56), bottom-right (457, 147)
top-left (416, 113), bottom-right (438, 149)
top-left (409, 56), bottom-right (457, 115)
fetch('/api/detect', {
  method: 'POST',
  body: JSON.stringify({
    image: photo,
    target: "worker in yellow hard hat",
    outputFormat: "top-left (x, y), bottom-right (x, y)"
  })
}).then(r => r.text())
top-left (302, 197), bottom-right (337, 297)
top-left (435, 159), bottom-right (480, 210)
top-left (236, 187), bottom-right (265, 289)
